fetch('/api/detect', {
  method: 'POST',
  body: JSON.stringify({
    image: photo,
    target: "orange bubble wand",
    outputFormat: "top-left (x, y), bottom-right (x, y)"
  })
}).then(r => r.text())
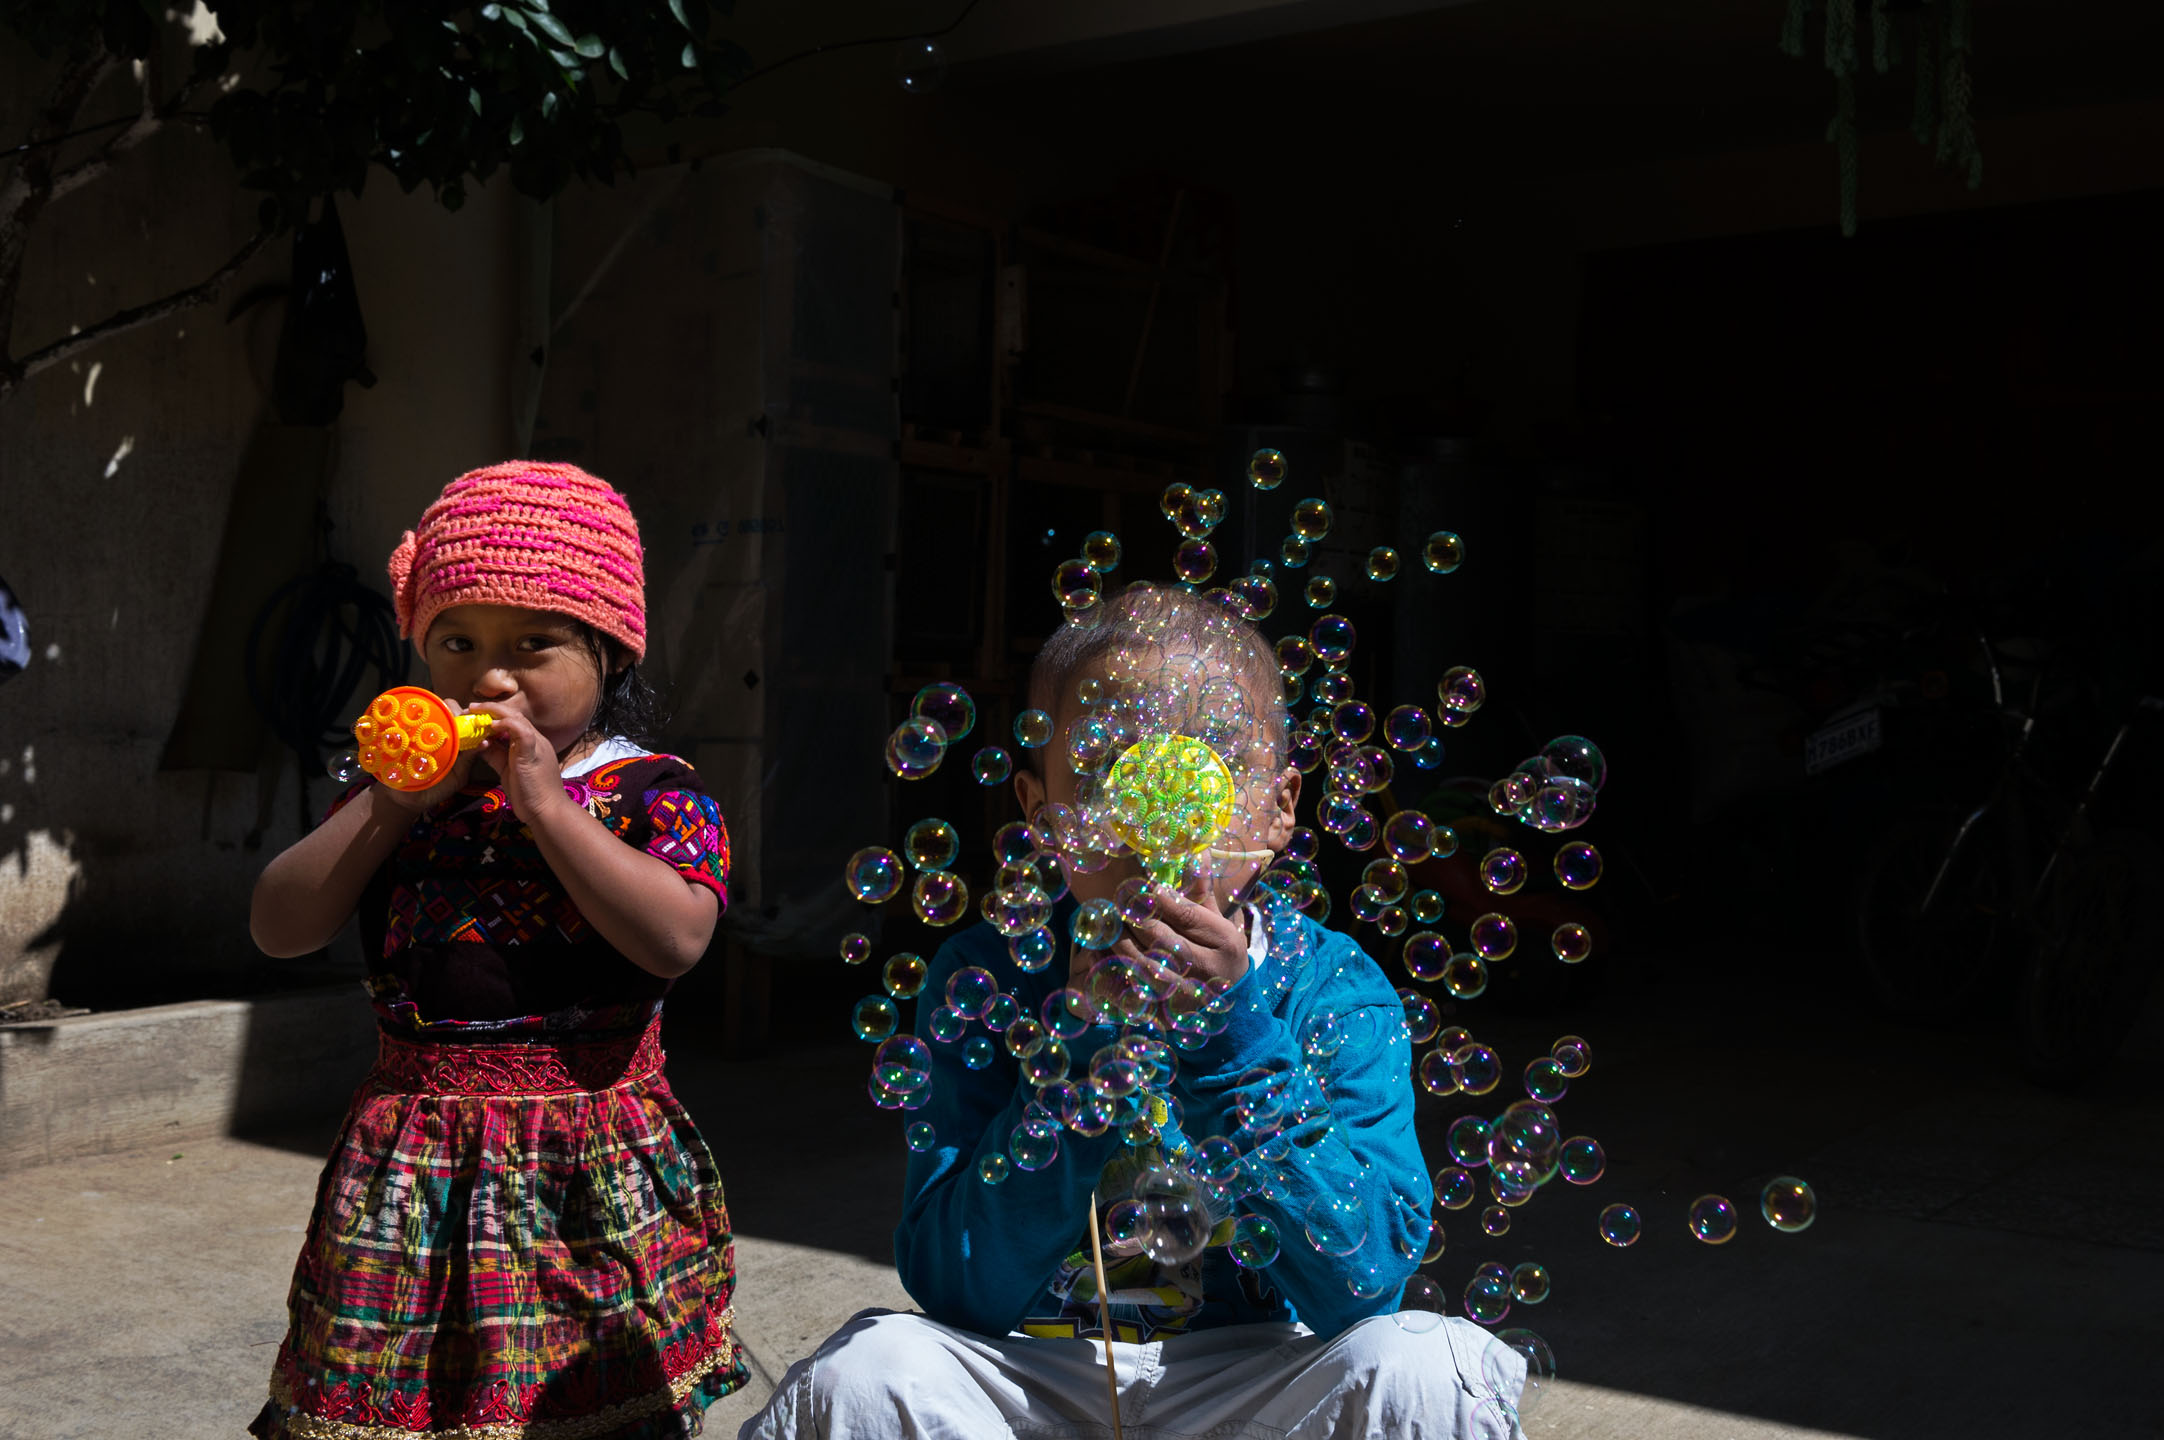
top-left (344, 686), bottom-right (492, 791)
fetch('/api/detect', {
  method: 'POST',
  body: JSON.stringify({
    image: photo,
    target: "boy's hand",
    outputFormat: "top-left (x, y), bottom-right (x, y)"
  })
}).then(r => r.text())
top-left (1121, 882), bottom-right (1250, 987)
top-left (471, 705), bottom-right (568, 824)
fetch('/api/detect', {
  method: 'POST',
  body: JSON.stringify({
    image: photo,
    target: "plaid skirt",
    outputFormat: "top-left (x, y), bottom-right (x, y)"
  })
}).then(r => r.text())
top-left (250, 1005), bottom-right (746, 1440)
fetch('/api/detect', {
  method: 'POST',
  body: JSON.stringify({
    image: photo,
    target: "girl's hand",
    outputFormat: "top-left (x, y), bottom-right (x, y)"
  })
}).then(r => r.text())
top-left (472, 705), bottom-right (567, 824)
top-left (373, 727), bottom-right (482, 816)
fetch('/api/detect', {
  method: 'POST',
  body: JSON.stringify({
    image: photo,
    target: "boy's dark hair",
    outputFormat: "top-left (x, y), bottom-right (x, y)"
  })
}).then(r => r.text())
top-left (575, 624), bottom-right (668, 746)
top-left (1024, 582), bottom-right (1286, 775)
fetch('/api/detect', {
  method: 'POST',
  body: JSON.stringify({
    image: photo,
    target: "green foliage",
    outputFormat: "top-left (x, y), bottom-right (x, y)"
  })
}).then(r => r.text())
top-left (1779, 0), bottom-right (1983, 238)
top-left (1, 0), bottom-right (750, 232)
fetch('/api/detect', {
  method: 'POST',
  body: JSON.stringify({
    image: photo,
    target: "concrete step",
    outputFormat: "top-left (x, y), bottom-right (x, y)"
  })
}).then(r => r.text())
top-left (0, 985), bottom-right (375, 1173)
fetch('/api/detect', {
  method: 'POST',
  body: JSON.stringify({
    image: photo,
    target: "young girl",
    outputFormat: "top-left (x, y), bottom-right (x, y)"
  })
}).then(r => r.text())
top-left (247, 462), bottom-right (745, 1440)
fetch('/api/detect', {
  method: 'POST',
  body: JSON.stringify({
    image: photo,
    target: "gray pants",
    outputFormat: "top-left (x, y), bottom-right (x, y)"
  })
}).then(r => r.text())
top-left (737, 1308), bottom-right (1526, 1440)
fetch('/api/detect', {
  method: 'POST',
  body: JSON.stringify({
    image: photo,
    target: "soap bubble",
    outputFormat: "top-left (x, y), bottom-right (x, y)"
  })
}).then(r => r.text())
top-left (1689, 1194), bottom-right (1738, 1245)
top-left (1479, 848), bottom-right (1527, 895)
top-left (1138, 1167), bottom-right (1214, 1264)
top-left (1551, 923), bottom-right (1593, 964)
top-left (1303, 1192), bottom-right (1368, 1257)
top-left (1052, 559), bottom-right (1102, 613)
top-left (990, 881), bottom-right (1053, 938)
top-left (1066, 714), bottom-right (1118, 776)
top-left (978, 1153), bottom-right (1011, 1185)
top-left (1762, 1176), bottom-right (1818, 1233)
top-left (1071, 898), bottom-right (1122, 951)
top-left (852, 996), bottom-right (899, 1043)
top-left (1553, 842), bottom-right (1602, 890)
top-left (1311, 669), bottom-right (1355, 705)
top-left (1526, 777), bottom-right (1597, 832)
top-left (1436, 1165), bottom-right (1477, 1210)
top-left (1159, 483), bottom-right (1192, 520)
top-left (894, 36), bottom-right (947, 92)
top-left (1452, 1043), bottom-right (1501, 1096)
top-left (1280, 534), bottom-right (1310, 568)
top-left (1248, 448), bottom-right (1287, 490)
top-left (1400, 1274), bottom-right (1445, 1318)
top-left (912, 683), bottom-right (976, 743)
top-left (1403, 931), bottom-right (1449, 982)
top-left (1400, 990), bottom-right (1439, 1044)
top-left (1004, 1019), bottom-right (1047, 1060)
top-left (1230, 1213), bottom-right (1280, 1268)
top-left (904, 818), bottom-right (960, 871)
top-left (1382, 810), bottom-right (1436, 864)
top-left (1481, 1206), bottom-right (1511, 1237)
top-left (874, 1035), bottom-right (933, 1092)
top-left (1423, 531), bottom-right (1466, 573)
top-left (1366, 546), bottom-right (1401, 581)
top-left (1559, 1136), bottom-right (1605, 1184)
top-left (1418, 1048), bottom-right (1459, 1096)
top-left (1551, 1035), bottom-right (1591, 1077)
top-left (1276, 635), bottom-right (1317, 677)
top-left (1302, 1011), bottom-right (1346, 1059)
top-left (1441, 952), bottom-right (1488, 1000)
top-left (1174, 538), bottom-right (1219, 584)
top-left (906, 1121), bottom-right (937, 1153)
top-left (1598, 1203), bottom-right (1642, 1247)
top-left (1470, 913), bottom-right (1518, 961)
top-left (1383, 706), bottom-right (1432, 752)
top-left (1494, 1329), bottom-right (1556, 1421)
top-left (840, 933), bottom-right (871, 965)
top-left (1310, 614), bottom-right (1356, 666)
top-left (912, 871), bottom-right (969, 926)
top-left (327, 751), bottom-right (363, 783)
top-left (1015, 710), bottom-right (1053, 748)
top-left (1228, 572), bottom-right (1278, 620)
top-left (1043, 988), bottom-right (1092, 1040)
top-left (945, 965), bottom-right (997, 1018)
top-left (886, 718), bottom-right (948, 779)
top-left (839, 844), bottom-right (900, 900)
top-left (1331, 700), bottom-right (1377, 745)
top-left (1430, 825), bottom-right (1460, 860)
top-left (1082, 530), bottom-right (1123, 572)
top-left (1361, 858), bottom-right (1408, 903)
top-left (1439, 666), bottom-right (1486, 713)
top-left (1510, 1262), bottom-right (1547, 1308)
top-left (1006, 931), bottom-right (1053, 977)
top-left (882, 953), bottom-right (926, 998)
top-left (1463, 1268), bottom-right (1510, 1324)
top-left (973, 747), bottom-right (1013, 785)
top-left (1305, 576), bottom-right (1337, 609)
top-left (1290, 497), bottom-right (1334, 540)
top-left (1410, 889), bottom-right (1445, 924)
top-left (962, 1035), bottom-right (997, 1070)
top-left (925, 1005), bottom-right (966, 1043)
top-left (1448, 1114), bottom-right (1495, 1166)
top-left (1539, 734), bottom-right (1607, 791)
top-left (1524, 1058), bottom-right (1568, 1103)
top-left (1011, 1117), bottom-right (1062, 1171)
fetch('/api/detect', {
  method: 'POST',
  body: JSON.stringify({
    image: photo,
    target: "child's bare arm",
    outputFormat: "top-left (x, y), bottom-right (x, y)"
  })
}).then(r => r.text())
top-left (524, 797), bottom-right (719, 978)
top-left (249, 786), bottom-right (421, 957)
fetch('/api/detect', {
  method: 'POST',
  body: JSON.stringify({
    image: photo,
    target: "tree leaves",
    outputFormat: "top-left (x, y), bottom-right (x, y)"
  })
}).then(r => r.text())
top-left (5, 1), bottom-right (752, 232)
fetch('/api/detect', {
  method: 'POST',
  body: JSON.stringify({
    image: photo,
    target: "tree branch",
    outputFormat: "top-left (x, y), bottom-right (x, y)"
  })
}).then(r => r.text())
top-left (48, 49), bottom-right (166, 203)
top-left (3, 228), bottom-right (270, 394)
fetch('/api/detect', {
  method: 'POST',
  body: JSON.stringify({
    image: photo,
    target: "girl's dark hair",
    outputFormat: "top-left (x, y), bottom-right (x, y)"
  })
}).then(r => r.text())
top-left (574, 624), bottom-right (668, 746)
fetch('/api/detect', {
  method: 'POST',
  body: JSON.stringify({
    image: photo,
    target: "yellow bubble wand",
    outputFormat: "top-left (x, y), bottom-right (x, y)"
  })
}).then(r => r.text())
top-left (1101, 733), bottom-right (1239, 889)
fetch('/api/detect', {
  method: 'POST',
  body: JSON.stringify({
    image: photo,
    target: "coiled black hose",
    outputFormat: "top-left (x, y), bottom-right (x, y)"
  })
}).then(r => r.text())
top-left (244, 561), bottom-right (407, 822)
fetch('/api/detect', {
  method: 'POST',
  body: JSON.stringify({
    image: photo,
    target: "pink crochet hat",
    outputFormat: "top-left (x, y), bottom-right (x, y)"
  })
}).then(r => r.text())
top-left (388, 461), bottom-right (647, 661)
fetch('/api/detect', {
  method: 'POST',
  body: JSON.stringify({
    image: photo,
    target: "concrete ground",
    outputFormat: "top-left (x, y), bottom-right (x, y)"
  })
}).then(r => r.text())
top-left (2, 949), bottom-right (2161, 1440)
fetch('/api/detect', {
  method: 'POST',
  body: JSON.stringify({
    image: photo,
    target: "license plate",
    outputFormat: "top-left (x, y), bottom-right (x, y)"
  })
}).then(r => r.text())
top-left (1805, 708), bottom-right (1882, 775)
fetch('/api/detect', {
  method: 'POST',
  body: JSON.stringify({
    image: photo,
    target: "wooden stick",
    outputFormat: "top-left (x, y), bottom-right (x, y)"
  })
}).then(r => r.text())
top-left (1085, 1189), bottom-right (1126, 1440)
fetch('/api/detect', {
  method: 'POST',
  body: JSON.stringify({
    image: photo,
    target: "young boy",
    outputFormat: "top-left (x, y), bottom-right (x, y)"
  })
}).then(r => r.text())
top-left (743, 584), bottom-right (1525, 1439)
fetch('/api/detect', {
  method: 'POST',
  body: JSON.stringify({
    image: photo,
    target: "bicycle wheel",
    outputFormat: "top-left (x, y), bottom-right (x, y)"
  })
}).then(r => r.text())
top-left (1855, 806), bottom-right (2012, 1020)
top-left (2017, 829), bottom-right (2164, 1088)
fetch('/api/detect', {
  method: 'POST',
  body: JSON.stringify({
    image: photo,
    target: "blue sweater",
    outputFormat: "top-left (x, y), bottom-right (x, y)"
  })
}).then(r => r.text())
top-left (893, 900), bottom-right (1432, 1341)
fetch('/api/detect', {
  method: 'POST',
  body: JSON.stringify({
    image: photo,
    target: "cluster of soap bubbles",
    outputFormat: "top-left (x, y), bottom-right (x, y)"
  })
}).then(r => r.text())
top-left (832, 448), bottom-right (1814, 1425)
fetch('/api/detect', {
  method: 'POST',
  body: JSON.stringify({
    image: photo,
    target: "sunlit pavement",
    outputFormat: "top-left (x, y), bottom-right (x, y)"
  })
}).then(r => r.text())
top-left (3, 956), bottom-right (2160, 1440)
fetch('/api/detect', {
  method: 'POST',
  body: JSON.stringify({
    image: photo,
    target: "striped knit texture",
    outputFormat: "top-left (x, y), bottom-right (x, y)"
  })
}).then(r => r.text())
top-left (390, 462), bottom-right (648, 661)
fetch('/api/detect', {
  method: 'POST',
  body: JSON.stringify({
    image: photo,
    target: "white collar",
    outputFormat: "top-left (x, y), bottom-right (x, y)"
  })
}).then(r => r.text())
top-left (563, 736), bottom-right (651, 778)
top-left (1242, 903), bottom-right (1270, 969)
